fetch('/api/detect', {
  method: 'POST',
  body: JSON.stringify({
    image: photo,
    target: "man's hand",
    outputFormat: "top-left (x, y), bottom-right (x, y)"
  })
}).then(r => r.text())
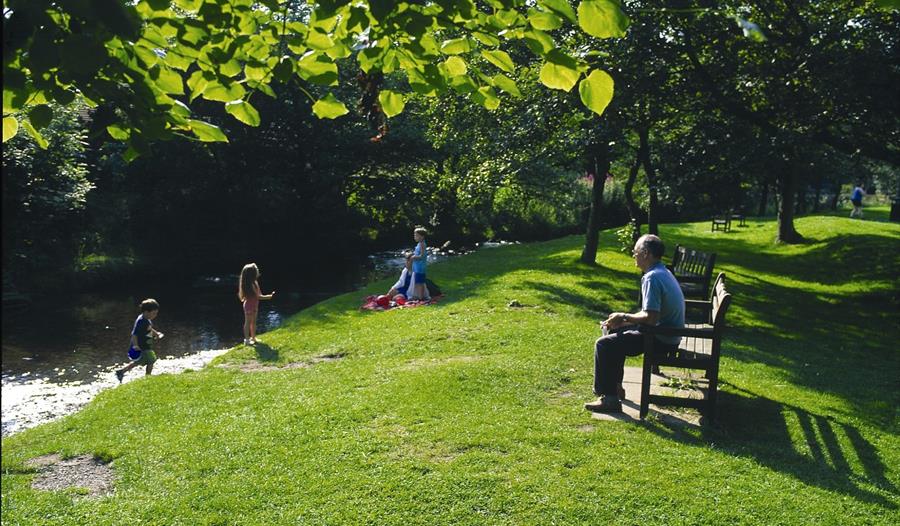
top-left (604, 312), bottom-right (629, 330)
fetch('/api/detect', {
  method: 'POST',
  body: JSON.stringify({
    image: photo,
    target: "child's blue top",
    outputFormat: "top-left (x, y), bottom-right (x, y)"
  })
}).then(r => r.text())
top-left (851, 187), bottom-right (864, 201)
top-left (413, 241), bottom-right (427, 274)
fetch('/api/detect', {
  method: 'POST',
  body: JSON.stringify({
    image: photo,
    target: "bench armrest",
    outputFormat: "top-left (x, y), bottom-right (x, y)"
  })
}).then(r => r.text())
top-left (639, 325), bottom-right (714, 338)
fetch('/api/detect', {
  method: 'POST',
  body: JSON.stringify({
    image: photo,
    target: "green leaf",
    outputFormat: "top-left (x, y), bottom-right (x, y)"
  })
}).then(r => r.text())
top-left (472, 32), bottom-right (501, 47)
top-left (244, 63), bottom-right (268, 82)
top-left (220, 59), bottom-right (243, 78)
top-left (106, 124), bottom-right (131, 140)
top-left (153, 66), bottom-right (185, 94)
top-left (123, 146), bottom-right (142, 162)
top-left (481, 50), bottom-right (515, 73)
top-left (523, 28), bottom-right (556, 55)
top-left (378, 90), bottom-right (405, 118)
top-left (298, 52), bottom-right (339, 85)
top-left (174, 0), bottom-right (200, 9)
top-left (225, 100), bottom-right (261, 126)
top-left (539, 0), bottom-right (577, 23)
top-left (578, 68), bottom-right (614, 116)
top-left (540, 59), bottom-right (580, 91)
top-left (472, 86), bottom-right (501, 111)
top-left (50, 87), bottom-right (77, 105)
top-left (441, 38), bottom-right (472, 55)
top-left (187, 70), bottom-right (213, 102)
top-left (21, 119), bottom-right (49, 149)
top-left (61, 34), bottom-right (108, 74)
top-left (172, 100), bottom-right (191, 119)
top-left (307, 30), bottom-right (335, 50)
top-left (2, 116), bottom-right (18, 142)
top-left (443, 56), bottom-right (468, 77)
top-left (3, 89), bottom-right (24, 113)
top-left (273, 58), bottom-right (294, 82)
top-left (875, 0), bottom-right (900, 10)
top-left (203, 80), bottom-right (246, 102)
top-left (578, 0), bottom-right (629, 39)
top-left (28, 105), bottom-right (54, 130)
top-left (312, 93), bottom-right (349, 119)
top-left (492, 74), bottom-right (522, 97)
top-left (528, 9), bottom-right (563, 30)
top-left (449, 75), bottom-right (478, 94)
top-left (134, 44), bottom-right (160, 68)
top-left (164, 49), bottom-right (193, 71)
top-left (188, 119), bottom-right (229, 142)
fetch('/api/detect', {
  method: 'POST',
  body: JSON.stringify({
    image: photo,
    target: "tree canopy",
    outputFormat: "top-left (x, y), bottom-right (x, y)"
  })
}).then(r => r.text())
top-left (3, 0), bottom-right (635, 157)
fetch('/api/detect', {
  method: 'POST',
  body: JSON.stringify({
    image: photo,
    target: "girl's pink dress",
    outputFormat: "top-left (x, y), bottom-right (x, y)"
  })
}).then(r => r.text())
top-left (243, 283), bottom-right (260, 313)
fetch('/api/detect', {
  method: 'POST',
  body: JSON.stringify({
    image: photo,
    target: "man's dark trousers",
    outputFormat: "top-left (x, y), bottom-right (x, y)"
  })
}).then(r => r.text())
top-left (593, 328), bottom-right (678, 397)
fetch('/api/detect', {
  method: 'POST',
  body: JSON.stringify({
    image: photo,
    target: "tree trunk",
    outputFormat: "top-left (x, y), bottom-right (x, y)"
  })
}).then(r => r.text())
top-left (829, 180), bottom-right (841, 210)
top-left (638, 127), bottom-right (659, 235)
top-left (624, 149), bottom-right (642, 243)
top-left (757, 179), bottom-right (769, 216)
top-left (776, 161), bottom-right (804, 243)
top-left (580, 146), bottom-right (610, 265)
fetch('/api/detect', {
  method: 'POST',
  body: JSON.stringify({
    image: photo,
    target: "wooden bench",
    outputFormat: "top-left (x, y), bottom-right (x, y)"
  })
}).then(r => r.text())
top-left (711, 214), bottom-right (731, 232)
top-left (668, 244), bottom-right (717, 299)
top-left (731, 212), bottom-right (747, 227)
top-left (638, 275), bottom-right (732, 422)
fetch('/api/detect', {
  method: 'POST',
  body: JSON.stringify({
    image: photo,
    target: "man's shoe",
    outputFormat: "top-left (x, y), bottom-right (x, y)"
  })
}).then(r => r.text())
top-left (115, 370), bottom-right (124, 383)
top-left (584, 396), bottom-right (623, 413)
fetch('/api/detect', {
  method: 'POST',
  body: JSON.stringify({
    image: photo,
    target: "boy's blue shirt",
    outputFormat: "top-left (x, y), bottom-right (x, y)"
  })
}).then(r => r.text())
top-left (413, 241), bottom-right (427, 273)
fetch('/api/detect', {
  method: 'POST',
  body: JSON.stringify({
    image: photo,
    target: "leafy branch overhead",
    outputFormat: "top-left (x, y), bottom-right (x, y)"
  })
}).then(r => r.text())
top-left (2, 0), bottom-right (630, 153)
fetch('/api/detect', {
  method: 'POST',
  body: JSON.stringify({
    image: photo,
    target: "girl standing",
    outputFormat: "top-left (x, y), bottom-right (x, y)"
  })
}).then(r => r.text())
top-left (239, 263), bottom-right (275, 345)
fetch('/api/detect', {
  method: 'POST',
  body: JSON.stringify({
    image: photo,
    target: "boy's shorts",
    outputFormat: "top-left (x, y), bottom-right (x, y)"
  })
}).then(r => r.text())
top-left (130, 349), bottom-right (157, 365)
top-left (413, 272), bottom-right (426, 284)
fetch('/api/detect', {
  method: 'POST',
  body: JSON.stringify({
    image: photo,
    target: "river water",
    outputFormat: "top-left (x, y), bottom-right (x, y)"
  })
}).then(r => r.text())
top-left (1, 245), bottom-right (492, 436)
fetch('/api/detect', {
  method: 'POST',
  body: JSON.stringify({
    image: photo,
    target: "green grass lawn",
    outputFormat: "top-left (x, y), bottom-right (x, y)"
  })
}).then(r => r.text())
top-left (3, 212), bottom-right (899, 525)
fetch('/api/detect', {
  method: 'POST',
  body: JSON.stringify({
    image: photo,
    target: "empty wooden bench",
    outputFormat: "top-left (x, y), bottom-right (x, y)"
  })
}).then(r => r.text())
top-left (711, 214), bottom-right (731, 232)
top-left (638, 275), bottom-right (732, 422)
top-left (668, 244), bottom-right (717, 299)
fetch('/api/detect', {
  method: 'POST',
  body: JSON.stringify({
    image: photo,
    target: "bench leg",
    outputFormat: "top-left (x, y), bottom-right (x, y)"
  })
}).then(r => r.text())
top-left (705, 364), bottom-right (719, 423)
top-left (640, 342), bottom-right (654, 420)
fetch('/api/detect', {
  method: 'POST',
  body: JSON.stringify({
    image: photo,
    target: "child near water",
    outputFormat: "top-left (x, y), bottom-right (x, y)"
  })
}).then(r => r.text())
top-left (410, 227), bottom-right (428, 300)
top-left (239, 263), bottom-right (275, 345)
top-left (115, 299), bottom-right (164, 382)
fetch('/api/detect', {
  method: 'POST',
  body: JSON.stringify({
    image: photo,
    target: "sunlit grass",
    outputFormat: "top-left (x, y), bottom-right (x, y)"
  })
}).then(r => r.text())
top-left (2, 213), bottom-right (898, 525)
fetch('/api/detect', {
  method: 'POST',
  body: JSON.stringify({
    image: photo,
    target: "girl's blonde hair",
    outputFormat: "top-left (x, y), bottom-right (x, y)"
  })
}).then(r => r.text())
top-left (238, 263), bottom-right (259, 301)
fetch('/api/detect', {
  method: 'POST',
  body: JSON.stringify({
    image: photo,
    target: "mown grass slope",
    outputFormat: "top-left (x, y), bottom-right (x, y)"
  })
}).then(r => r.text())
top-left (3, 212), bottom-right (898, 525)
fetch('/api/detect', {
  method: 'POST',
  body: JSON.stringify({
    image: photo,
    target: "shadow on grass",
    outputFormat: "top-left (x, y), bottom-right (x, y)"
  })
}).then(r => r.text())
top-left (253, 343), bottom-right (279, 362)
top-left (666, 231), bottom-right (899, 286)
top-left (644, 385), bottom-right (898, 509)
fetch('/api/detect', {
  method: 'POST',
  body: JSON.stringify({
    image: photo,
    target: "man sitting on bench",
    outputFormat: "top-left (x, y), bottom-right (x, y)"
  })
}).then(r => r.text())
top-left (585, 234), bottom-right (686, 414)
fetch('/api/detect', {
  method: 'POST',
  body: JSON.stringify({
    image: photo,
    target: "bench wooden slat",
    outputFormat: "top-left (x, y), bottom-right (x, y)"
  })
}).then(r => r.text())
top-left (669, 245), bottom-right (717, 299)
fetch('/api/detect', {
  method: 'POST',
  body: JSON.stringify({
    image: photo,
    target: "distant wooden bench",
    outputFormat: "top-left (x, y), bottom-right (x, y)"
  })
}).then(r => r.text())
top-left (711, 214), bottom-right (731, 232)
top-left (638, 274), bottom-right (732, 422)
top-left (668, 244), bottom-right (717, 300)
top-left (731, 212), bottom-right (747, 227)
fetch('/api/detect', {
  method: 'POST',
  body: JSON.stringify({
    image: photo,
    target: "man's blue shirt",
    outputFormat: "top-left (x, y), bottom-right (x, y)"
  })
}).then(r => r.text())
top-left (641, 262), bottom-right (685, 345)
